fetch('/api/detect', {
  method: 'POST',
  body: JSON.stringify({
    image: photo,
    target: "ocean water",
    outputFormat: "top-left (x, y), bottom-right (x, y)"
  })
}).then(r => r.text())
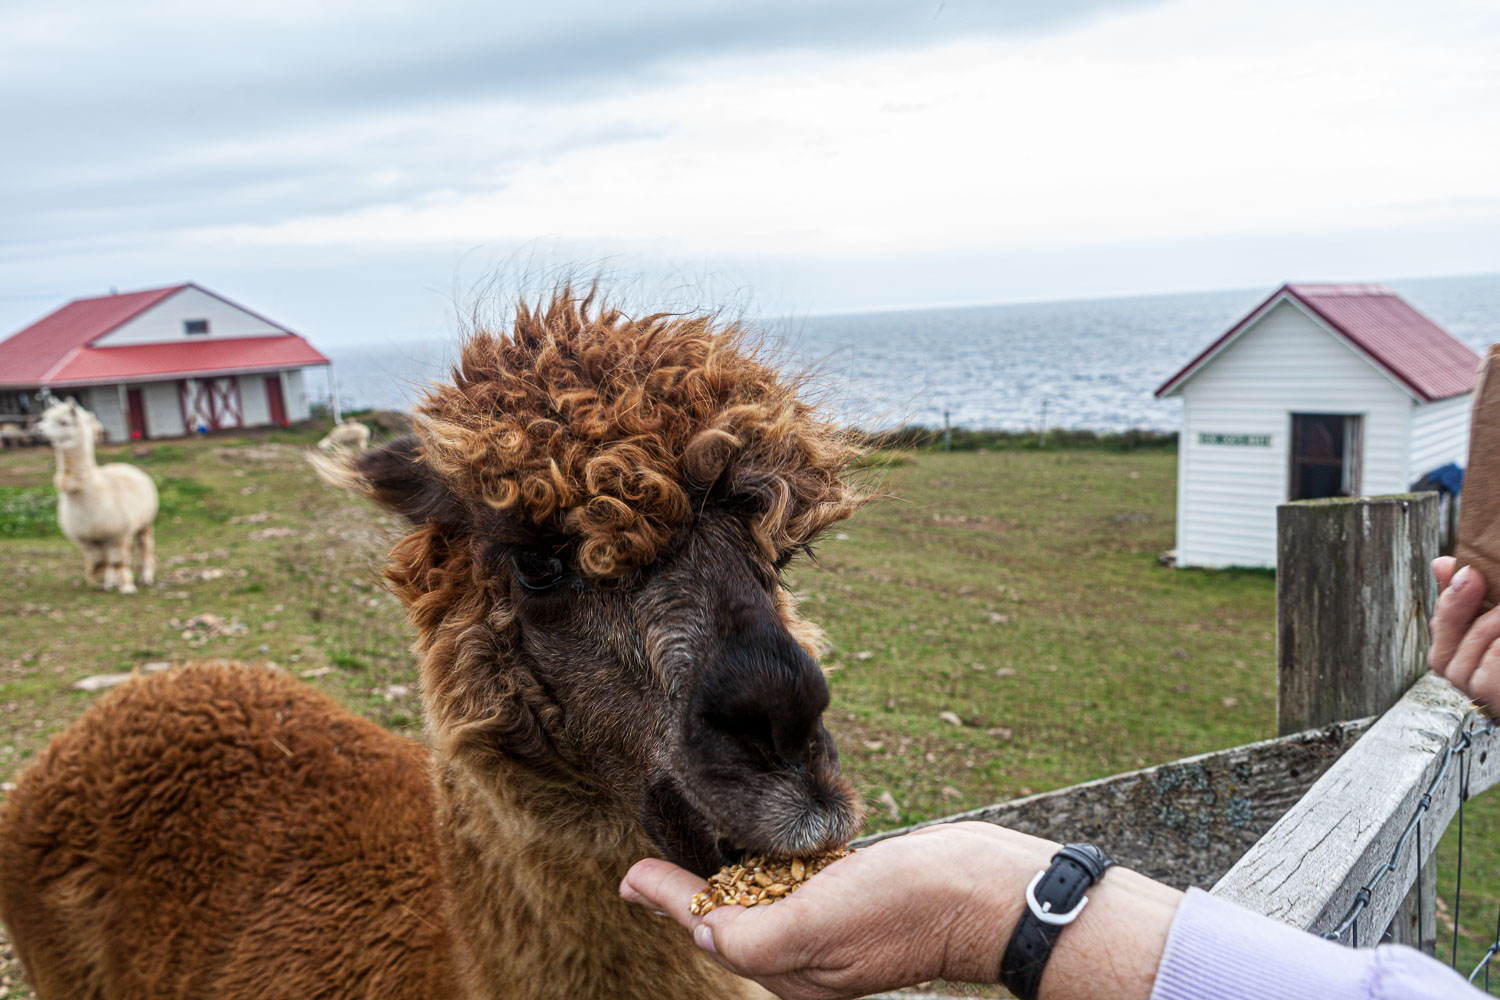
top-left (320, 273), bottom-right (1500, 433)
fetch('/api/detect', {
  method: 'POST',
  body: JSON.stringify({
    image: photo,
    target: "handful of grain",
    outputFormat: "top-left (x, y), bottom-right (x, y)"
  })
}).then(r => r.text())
top-left (689, 848), bottom-right (852, 915)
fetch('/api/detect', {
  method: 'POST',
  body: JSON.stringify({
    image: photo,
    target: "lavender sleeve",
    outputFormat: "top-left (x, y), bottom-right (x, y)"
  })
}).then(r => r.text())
top-left (1149, 888), bottom-right (1481, 1000)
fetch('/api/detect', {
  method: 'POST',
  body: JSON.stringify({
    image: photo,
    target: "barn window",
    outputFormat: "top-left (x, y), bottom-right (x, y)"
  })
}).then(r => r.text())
top-left (184, 319), bottom-right (210, 335)
top-left (1289, 413), bottom-right (1363, 500)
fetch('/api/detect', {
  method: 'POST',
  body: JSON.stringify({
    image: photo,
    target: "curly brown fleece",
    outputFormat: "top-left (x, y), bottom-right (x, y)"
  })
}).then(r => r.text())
top-left (416, 285), bottom-right (867, 577)
top-left (0, 663), bottom-right (457, 999)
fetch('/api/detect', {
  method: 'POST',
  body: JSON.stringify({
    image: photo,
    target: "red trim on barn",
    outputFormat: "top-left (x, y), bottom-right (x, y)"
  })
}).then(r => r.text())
top-left (38, 335), bottom-right (329, 386)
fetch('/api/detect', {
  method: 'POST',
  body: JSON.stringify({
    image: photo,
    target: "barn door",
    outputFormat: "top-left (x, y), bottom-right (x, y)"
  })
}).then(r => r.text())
top-left (126, 388), bottom-right (147, 440)
top-left (209, 378), bottom-right (243, 430)
top-left (265, 375), bottom-right (287, 426)
top-left (1289, 413), bottom-right (1363, 500)
top-left (179, 377), bottom-right (244, 433)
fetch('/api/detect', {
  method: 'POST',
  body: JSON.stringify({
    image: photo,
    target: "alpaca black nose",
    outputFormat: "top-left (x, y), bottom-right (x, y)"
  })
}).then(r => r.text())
top-left (692, 623), bottom-right (831, 771)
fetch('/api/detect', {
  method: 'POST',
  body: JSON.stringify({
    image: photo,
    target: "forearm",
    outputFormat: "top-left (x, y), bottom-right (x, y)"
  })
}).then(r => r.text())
top-left (1037, 865), bottom-right (1183, 1000)
top-left (936, 825), bottom-right (1181, 999)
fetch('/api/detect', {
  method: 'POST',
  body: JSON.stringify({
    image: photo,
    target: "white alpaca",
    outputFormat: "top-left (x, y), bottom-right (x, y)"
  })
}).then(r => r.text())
top-left (36, 400), bottom-right (159, 594)
top-left (317, 420), bottom-right (371, 452)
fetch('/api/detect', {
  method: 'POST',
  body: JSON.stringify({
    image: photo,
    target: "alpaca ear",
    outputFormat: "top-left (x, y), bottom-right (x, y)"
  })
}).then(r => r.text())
top-left (316, 434), bottom-right (464, 530)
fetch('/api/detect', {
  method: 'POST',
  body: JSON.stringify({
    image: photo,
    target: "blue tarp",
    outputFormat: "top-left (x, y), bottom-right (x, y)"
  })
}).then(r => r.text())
top-left (1413, 462), bottom-right (1465, 496)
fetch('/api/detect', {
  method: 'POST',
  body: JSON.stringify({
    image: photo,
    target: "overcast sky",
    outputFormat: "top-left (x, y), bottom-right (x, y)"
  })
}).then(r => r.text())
top-left (2, 0), bottom-right (1497, 345)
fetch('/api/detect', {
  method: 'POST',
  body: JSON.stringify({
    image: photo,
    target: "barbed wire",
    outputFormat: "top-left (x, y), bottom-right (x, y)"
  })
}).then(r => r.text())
top-left (1321, 719), bottom-right (1497, 949)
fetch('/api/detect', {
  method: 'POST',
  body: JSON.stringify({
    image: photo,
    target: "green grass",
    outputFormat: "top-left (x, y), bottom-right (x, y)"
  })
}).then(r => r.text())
top-left (0, 428), bottom-right (1495, 994)
top-left (0, 486), bottom-right (56, 538)
top-left (1436, 776), bottom-right (1500, 976)
top-left (803, 449), bottom-right (1276, 826)
top-left (866, 425), bottom-right (1178, 453)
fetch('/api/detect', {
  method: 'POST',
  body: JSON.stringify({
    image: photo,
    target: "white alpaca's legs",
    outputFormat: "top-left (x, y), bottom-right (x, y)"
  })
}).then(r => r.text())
top-left (134, 525), bottom-right (156, 587)
top-left (83, 543), bottom-right (108, 588)
top-left (107, 537), bottom-right (136, 594)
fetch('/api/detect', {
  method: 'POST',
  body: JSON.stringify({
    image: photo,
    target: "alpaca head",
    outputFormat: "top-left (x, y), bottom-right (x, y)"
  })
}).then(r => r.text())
top-left (36, 399), bottom-right (96, 451)
top-left (329, 287), bottom-right (870, 875)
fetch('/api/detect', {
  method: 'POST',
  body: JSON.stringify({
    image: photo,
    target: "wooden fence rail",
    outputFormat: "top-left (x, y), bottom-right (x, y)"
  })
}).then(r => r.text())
top-left (1212, 672), bottom-right (1498, 939)
top-left (852, 718), bottom-right (1367, 890)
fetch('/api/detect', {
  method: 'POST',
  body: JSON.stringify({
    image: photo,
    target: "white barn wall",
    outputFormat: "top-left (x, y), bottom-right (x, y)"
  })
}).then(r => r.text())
top-left (142, 381), bottom-right (186, 438)
top-left (83, 386), bottom-right (127, 443)
top-left (238, 375), bottom-right (271, 427)
top-left (1407, 394), bottom-right (1472, 485)
top-left (96, 287), bottom-right (286, 346)
top-left (1176, 301), bottom-right (1414, 569)
top-left (287, 369), bottom-right (309, 421)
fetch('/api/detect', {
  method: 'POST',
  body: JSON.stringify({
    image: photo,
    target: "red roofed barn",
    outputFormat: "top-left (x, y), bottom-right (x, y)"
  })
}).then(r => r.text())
top-left (0, 284), bottom-right (329, 442)
top-left (1155, 283), bottom-right (1480, 569)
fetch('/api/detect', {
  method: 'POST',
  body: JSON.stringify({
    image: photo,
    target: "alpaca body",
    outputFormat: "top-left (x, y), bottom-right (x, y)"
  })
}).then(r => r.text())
top-left (38, 400), bottom-right (158, 593)
top-left (319, 421), bottom-right (372, 452)
top-left (0, 422), bottom-right (33, 448)
top-left (56, 463), bottom-right (159, 590)
top-left (0, 665), bottom-right (454, 999)
top-left (0, 664), bottom-right (763, 1000)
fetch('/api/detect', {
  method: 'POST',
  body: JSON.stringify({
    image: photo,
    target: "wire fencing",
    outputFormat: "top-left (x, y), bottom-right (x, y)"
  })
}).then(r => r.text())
top-left (1318, 719), bottom-right (1500, 986)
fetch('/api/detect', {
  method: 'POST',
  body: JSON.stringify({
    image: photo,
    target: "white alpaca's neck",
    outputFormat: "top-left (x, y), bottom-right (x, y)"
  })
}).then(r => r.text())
top-left (53, 434), bottom-right (98, 494)
top-left (434, 759), bottom-right (767, 1000)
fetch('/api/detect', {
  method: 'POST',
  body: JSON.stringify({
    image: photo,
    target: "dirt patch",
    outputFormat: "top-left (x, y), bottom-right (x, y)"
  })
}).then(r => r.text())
top-left (164, 566), bottom-right (248, 584)
top-left (215, 445), bottom-right (291, 462)
top-left (170, 613), bottom-right (250, 644)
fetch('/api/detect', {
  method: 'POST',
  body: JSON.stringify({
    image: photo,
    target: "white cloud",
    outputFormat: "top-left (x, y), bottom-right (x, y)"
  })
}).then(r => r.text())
top-left (177, 0), bottom-right (1500, 260)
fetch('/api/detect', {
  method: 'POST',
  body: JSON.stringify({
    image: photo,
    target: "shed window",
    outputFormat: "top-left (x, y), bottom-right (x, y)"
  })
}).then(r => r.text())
top-left (184, 319), bottom-right (210, 335)
top-left (1289, 413), bottom-right (1363, 500)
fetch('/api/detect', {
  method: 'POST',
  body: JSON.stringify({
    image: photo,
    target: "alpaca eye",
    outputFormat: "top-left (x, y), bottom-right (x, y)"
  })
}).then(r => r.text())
top-left (509, 549), bottom-right (568, 591)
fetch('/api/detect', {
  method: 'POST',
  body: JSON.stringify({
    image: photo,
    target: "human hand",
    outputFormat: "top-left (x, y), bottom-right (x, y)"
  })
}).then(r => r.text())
top-left (620, 822), bottom-right (1051, 999)
top-left (1430, 556), bottom-right (1500, 712)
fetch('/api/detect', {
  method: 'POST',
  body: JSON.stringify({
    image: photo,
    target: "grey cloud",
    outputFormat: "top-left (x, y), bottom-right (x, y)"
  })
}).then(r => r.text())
top-left (2, 0), bottom-right (1159, 254)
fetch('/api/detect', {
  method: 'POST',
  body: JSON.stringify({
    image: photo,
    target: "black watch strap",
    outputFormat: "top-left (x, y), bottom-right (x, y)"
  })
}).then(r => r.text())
top-left (1000, 843), bottom-right (1115, 1000)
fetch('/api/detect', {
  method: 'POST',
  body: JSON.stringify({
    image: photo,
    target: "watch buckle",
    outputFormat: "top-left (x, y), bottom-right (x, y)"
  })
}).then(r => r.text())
top-left (1025, 871), bottom-right (1090, 926)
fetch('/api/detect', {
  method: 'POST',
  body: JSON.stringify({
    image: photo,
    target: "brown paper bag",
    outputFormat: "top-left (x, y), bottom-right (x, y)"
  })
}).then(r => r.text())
top-left (1456, 345), bottom-right (1500, 610)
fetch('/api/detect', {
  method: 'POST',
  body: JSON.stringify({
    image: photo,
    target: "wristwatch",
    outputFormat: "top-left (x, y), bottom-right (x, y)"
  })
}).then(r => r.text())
top-left (1000, 843), bottom-right (1116, 1000)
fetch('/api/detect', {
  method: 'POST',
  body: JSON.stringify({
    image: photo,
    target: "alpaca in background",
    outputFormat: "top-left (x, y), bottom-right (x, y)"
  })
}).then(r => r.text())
top-left (0, 422), bottom-right (34, 448)
top-left (36, 399), bottom-right (158, 593)
top-left (318, 419), bottom-right (372, 452)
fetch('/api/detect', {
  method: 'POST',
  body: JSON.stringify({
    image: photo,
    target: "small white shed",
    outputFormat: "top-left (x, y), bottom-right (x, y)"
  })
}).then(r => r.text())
top-left (1155, 283), bottom-right (1480, 569)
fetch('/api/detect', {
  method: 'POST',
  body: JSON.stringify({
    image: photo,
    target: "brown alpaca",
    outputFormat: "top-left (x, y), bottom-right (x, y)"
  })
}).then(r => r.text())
top-left (0, 288), bottom-right (870, 999)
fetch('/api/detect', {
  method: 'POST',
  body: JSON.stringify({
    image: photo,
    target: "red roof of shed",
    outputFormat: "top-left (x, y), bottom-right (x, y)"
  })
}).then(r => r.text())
top-left (0, 283), bottom-right (328, 388)
top-left (1155, 283), bottom-right (1481, 402)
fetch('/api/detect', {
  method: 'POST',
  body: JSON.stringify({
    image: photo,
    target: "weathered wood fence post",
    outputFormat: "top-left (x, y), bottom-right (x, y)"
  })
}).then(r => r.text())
top-left (1276, 493), bottom-right (1440, 948)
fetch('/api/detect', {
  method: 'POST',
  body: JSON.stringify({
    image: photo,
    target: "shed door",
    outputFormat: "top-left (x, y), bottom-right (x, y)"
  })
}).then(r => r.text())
top-left (1289, 413), bottom-right (1363, 500)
